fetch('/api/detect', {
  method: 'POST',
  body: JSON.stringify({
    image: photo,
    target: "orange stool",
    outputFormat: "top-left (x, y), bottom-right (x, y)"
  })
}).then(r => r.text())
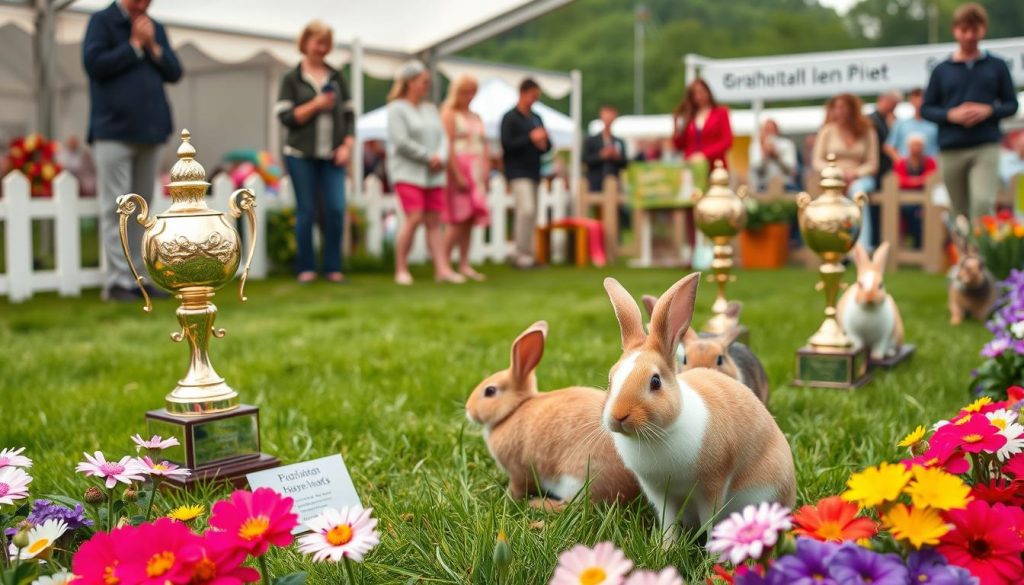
top-left (535, 223), bottom-right (589, 267)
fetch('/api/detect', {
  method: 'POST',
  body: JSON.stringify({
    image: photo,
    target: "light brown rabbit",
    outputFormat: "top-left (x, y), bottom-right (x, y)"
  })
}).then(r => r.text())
top-left (948, 216), bottom-right (996, 325)
top-left (465, 321), bottom-right (640, 508)
top-left (603, 274), bottom-right (795, 543)
top-left (837, 242), bottom-right (905, 360)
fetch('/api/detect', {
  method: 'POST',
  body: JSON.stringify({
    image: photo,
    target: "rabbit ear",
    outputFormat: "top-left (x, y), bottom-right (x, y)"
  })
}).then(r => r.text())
top-left (648, 273), bottom-right (701, 363)
top-left (725, 301), bottom-right (742, 320)
top-left (872, 241), bottom-right (891, 272)
top-left (850, 244), bottom-right (869, 269)
top-left (682, 327), bottom-right (700, 345)
top-left (510, 321), bottom-right (546, 384)
top-left (720, 325), bottom-right (743, 348)
top-left (641, 295), bottom-right (659, 320)
top-left (605, 278), bottom-right (646, 351)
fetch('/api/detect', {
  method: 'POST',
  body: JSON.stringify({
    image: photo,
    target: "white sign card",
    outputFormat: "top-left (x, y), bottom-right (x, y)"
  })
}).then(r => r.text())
top-left (247, 454), bottom-right (361, 533)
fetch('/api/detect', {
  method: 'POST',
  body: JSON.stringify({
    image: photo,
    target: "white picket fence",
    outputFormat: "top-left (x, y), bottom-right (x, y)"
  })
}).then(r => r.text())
top-left (0, 170), bottom-right (571, 302)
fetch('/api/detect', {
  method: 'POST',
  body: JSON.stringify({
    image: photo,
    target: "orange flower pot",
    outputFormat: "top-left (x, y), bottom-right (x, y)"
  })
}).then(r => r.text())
top-left (739, 222), bottom-right (790, 269)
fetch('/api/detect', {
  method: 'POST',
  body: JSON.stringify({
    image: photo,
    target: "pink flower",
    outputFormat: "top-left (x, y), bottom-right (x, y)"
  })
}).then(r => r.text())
top-left (136, 456), bottom-right (191, 481)
top-left (131, 434), bottom-right (180, 453)
top-left (297, 506), bottom-right (380, 563)
top-left (72, 530), bottom-right (121, 585)
top-left (186, 531), bottom-right (261, 585)
top-left (550, 542), bottom-right (633, 585)
top-left (622, 567), bottom-right (685, 585)
top-left (707, 502), bottom-right (792, 565)
top-left (75, 452), bottom-right (146, 489)
top-left (0, 447), bottom-right (32, 469)
top-left (113, 518), bottom-right (202, 585)
top-left (931, 416), bottom-right (1007, 455)
top-left (208, 488), bottom-right (297, 557)
top-left (0, 467), bottom-right (31, 505)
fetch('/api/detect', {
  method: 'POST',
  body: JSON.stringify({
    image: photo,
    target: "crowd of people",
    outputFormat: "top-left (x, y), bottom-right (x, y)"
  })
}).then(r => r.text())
top-left (55, 0), bottom-right (1022, 301)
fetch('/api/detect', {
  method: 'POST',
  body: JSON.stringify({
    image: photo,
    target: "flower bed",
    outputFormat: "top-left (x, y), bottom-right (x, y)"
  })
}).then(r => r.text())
top-left (971, 270), bottom-right (1024, 400)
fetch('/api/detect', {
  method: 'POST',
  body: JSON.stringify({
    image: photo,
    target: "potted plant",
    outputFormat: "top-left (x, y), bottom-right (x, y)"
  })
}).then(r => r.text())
top-left (739, 197), bottom-right (797, 268)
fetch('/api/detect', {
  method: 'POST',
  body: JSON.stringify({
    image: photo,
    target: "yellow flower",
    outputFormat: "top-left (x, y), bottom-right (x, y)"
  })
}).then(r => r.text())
top-left (842, 462), bottom-right (911, 508)
top-left (898, 425), bottom-right (927, 448)
top-left (167, 504), bottom-right (205, 523)
top-left (904, 466), bottom-right (972, 511)
top-left (964, 397), bottom-right (993, 413)
top-left (884, 504), bottom-right (950, 548)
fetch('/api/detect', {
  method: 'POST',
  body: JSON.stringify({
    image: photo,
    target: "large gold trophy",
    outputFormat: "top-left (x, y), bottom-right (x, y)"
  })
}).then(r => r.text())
top-left (693, 161), bottom-right (747, 335)
top-left (793, 154), bottom-right (871, 389)
top-left (117, 129), bottom-right (278, 487)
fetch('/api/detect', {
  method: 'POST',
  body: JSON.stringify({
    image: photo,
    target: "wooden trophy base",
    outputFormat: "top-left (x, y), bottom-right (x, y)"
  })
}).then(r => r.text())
top-left (793, 344), bottom-right (871, 389)
top-left (146, 404), bottom-right (279, 490)
top-left (870, 344), bottom-right (916, 369)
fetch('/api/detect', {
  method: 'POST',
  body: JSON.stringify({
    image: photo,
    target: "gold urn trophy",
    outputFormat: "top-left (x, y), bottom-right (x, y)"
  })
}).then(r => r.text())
top-left (117, 129), bottom-right (279, 488)
top-left (693, 161), bottom-right (748, 336)
top-left (792, 155), bottom-right (871, 389)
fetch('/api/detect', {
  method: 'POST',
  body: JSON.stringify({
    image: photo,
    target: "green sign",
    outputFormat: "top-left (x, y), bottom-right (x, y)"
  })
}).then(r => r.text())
top-left (798, 353), bottom-right (851, 386)
top-left (192, 413), bottom-right (260, 467)
top-left (625, 160), bottom-right (708, 210)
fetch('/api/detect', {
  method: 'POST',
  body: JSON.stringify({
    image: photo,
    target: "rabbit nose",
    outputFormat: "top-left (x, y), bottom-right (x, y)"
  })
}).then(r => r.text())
top-left (616, 413), bottom-right (630, 423)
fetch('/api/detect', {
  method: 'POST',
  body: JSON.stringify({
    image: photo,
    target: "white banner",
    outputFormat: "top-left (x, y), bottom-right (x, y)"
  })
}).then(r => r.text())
top-left (690, 37), bottom-right (1024, 103)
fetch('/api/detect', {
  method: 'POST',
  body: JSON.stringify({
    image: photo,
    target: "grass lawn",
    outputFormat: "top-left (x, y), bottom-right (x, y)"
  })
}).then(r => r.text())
top-left (0, 264), bottom-right (991, 583)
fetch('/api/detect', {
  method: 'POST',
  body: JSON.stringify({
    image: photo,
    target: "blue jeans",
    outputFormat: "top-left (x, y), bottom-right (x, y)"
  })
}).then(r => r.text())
top-left (285, 156), bottom-right (346, 274)
top-left (848, 176), bottom-right (877, 251)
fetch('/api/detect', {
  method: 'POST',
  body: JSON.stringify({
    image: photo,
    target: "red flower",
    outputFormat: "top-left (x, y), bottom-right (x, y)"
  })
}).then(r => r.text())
top-left (114, 518), bottom-right (203, 585)
top-left (997, 209), bottom-right (1013, 221)
top-left (186, 531), bottom-right (261, 585)
top-left (706, 564), bottom-right (734, 584)
top-left (932, 416), bottom-right (1007, 455)
top-left (792, 496), bottom-right (877, 542)
top-left (1003, 453), bottom-right (1024, 479)
top-left (1009, 386), bottom-right (1024, 404)
top-left (72, 529), bottom-right (122, 585)
top-left (903, 440), bottom-right (971, 475)
top-left (209, 488), bottom-right (297, 557)
top-left (938, 500), bottom-right (1024, 585)
top-left (971, 478), bottom-right (1024, 506)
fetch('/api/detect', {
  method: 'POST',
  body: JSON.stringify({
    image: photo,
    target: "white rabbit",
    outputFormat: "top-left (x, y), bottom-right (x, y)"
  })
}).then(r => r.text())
top-left (837, 242), bottom-right (905, 361)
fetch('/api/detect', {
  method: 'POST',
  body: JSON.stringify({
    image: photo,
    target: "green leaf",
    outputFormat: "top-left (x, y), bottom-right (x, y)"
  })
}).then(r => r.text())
top-left (273, 571), bottom-right (308, 585)
top-left (43, 494), bottom-right (87, 510)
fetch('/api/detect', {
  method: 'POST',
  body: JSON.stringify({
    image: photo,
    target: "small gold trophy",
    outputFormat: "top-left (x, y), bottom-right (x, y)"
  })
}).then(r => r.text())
top-left (693, 161), bottom-right (747, 335)
top-left (117, 129), bottom-right (278, 487)
top-left (793, 154), bottom-right (871, 389)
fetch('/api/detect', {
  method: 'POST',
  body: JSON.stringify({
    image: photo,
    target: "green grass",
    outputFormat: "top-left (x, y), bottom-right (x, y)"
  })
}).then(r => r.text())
top-left (0, 265), bottom-right (990, 583)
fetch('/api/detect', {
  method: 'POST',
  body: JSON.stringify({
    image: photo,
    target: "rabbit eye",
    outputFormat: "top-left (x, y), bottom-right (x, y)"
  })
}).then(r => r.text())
top-left (484, 386), bottom-right (498, 398)
top-left (716, 355), bottom-right (725, 367)
top-left (649, 374), bottom-right (662, 392)
top-left (682, 355), bottom-right (688, 365)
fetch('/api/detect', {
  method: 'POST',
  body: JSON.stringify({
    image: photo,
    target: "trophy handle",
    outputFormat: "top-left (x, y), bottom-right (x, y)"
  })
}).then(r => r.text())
top-left (736, 185), bottom-right (749, 200)
top-left (229, 188), bottom-right (257, 302)
top-left (852, 190), bottom-right (868, 210)
top-left (115, 194), bottom-right (154, 313)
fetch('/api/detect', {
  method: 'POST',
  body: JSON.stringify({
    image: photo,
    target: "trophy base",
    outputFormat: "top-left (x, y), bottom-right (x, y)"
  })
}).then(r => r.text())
top-left (146, 404), bottom-right (279, 489)
top-left (870, 344), bottom-right (916, 369)
top-left (793, 344), bottom-right (871, 390)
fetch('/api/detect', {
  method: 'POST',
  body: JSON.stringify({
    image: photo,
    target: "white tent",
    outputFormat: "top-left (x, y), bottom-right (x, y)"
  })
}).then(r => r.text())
top-left (359, 78), bottom-right (576, 149)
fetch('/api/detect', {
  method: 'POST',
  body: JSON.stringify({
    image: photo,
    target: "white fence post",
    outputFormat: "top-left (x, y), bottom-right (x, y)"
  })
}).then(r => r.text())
top-left (3, 171), bottom-right (33, 302)
top-left (363, 176), bottom-right (384, 257)
top-left (53, 172), bottom-right (82, 297)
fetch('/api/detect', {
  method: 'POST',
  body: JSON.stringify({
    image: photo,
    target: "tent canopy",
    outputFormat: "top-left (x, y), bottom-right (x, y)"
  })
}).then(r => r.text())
top-left (358, 78), bottom-right (575, 148)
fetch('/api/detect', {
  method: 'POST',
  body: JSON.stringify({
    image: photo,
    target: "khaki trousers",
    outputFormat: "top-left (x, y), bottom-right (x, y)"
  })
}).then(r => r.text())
top-left (938, 143), bottom-right (1000, 223)
top-left (510, 178), bottom-right (538, 263)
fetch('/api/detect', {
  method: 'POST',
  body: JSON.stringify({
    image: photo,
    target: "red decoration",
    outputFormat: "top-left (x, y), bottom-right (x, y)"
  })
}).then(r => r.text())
top-left (5, 133), bottom-right (63, 197)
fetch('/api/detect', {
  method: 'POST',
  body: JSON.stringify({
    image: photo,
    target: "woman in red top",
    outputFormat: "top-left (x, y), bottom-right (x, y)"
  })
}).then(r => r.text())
top-left (893, 134), bottom-right (937, 190)
top-left (672, 78), bottom-right (733, 169)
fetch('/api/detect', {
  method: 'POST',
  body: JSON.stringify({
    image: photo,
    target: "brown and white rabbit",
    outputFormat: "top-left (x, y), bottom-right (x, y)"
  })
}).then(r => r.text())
top-left (837, 242), bottom-right (905, 360)
top-left (948, 216), bottom-right (996, 325)
top-left (465, 321), bottom-right (640, 508)
top-left (603, 274), bottom-right (795, 542)
top-left (641, 297), bottom-right (769, 403)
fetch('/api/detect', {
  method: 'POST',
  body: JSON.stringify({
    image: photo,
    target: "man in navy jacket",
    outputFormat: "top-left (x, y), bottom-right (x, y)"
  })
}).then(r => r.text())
top-left (83, 0), bottom-right (182, 301)
top-left (921, 2), bottom-right (1018, 224)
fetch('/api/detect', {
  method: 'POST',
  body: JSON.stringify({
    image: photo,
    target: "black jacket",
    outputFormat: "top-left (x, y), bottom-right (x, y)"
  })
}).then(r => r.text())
top-left (82, 2), bottom-right (182, 144)
top-left (501, 108), bottom-right (551, 181)
top-left (869, 111), bottom-right (891, 184)
top-left (583, 133), bottom-right (628, 192)
top-left (922, 52), bottom-right (1019, 150)
top-left (276, 64), bottom-right (354, 158)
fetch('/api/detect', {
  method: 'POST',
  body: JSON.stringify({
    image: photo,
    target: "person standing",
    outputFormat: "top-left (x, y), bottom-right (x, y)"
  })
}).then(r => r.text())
top-left (276, 20), bottom-right (354, 284)
top-left (83, 0), bottom-right (182, 301)
top-left (922, 2), bottom-right (1019, 223)
top-left (869, 90), bottom-right (901, 185)
top-left (501, 78), bottom-right (550, 269)
top-left (748, 119), bottom-right (797, 192)
top-left (671, 78), bottom-right (733, 170)
top-left (387, 60), bottom-right (463, 285)
top-left (441, 74), bottom-right (490, 281)
top-left (583, 105), bottom-right (627, 192)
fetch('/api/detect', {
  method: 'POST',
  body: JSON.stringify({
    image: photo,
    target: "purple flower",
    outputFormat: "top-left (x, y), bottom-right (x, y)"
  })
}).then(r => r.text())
top-left (27, 499), bottom-right (93, 531)
top-left (773, 538), bottom-right (840, 585)
top-left (736, 568), bottom-right (786, 585)
top-left (906, 550), bottom-right (979, 585)
top-left (982, 337), bottom-right (1010, 358)
top-left (828, 543), bottom-right (907, 585)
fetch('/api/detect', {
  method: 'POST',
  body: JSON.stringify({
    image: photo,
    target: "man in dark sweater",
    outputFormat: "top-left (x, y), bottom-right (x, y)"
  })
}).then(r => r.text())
top-left (921, 2), bottom-right (1018, 223)
top-left (83, 0), bottom-right (182, 301)
top-left (501, 78), bottom-right (551, 268)
top-left (583, 105), bottom-right (628, 192)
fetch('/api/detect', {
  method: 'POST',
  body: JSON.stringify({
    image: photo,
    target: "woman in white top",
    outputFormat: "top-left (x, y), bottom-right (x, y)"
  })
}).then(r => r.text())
top-left (386, 60), bottom-right (464, 285)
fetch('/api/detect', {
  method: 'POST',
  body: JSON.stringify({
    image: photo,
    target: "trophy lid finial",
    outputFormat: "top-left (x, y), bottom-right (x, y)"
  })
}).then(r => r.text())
top-left (819, 152), bottom-right (846, 192)
top-left (709, 159), bottom-right (729, 187)
top-left (167, 128), bottom-right (210, 208)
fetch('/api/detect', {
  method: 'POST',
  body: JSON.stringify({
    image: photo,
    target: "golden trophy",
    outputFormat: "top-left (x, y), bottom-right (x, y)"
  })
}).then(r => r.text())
top-left (693, 161), bottom-right (747, 335)
top-left (117, 129), bottom-right (278, 487)
top-left (793, 154), bottom-right (871, 389)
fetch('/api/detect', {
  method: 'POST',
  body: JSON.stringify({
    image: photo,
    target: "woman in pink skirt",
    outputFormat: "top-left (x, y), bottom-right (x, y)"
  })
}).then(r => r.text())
top-left (441, 75), bottom-right (491, 281)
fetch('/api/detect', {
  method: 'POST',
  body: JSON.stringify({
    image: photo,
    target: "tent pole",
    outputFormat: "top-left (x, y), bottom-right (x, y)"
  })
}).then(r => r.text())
top-left (752, 98), bottom-right (764, 159)
top-left (35, 0), bottom-right (57, 138)
top-left (352, 37), bottom-right (364, 199)
top-left (569, 69), bottom-right (582, 211)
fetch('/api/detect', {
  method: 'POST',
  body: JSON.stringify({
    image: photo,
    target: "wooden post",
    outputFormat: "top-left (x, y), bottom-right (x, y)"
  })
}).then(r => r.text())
top-left (922, 174), bottom-right (945, 274)
top-left (879, 173), bottom-right (900, 271)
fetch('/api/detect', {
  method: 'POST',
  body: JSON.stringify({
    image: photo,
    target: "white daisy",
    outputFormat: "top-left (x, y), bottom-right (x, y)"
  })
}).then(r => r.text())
top-left (14, 519), bottom-right (68, 561)
top-left (75, 452), bottom-right (146, 489)
top-left (0, 448), bottom-right (32, 469)
top-left (986, 409), bottom-right (1024, 461)
top-left (1011, 320), bottom-right (1024, 339)
top-left (30, 571), bottom-right (75, 585)
top-left (0, 467), bottom-right (32, 505)
top-left (298, 506), bottom-right (380, 563)
top-left (550, 541), bottom-right (634, 585)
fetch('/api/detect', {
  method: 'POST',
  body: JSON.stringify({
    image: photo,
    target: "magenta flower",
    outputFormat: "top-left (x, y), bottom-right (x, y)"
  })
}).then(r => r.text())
top-left (0, 448), bottom-right (32, 469)
top-left (136, 456), bottom-right (191, 481)
top-left (707, 502), bottom-right (792, 565)
top-left (75, 452), bottom-right (146, 489)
